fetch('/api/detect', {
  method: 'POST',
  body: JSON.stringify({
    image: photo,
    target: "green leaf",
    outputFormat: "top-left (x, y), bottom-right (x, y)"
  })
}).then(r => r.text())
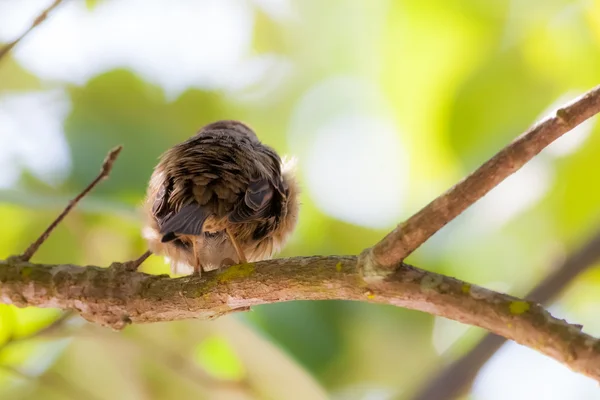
top-left (0, 57), bottom-right (41, 92)
top-left (249, 301), bottom-right (344, 375)
top-left (0, 305), bottom-right (16, 345)
top-left (10, 307), bottom-right (62, 339)
top-left (85, 0), bottom-right (102, 10)
top-left (64, 69), bottom-right (234, 199)
top-left (194, 335), bottom-right (245, 381)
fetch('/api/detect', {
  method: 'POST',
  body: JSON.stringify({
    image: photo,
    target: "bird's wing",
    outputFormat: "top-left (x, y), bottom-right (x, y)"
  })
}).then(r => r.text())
top-left (151, 176), bottom-right (173, 218)
top-left (159, 203), bottom-right (211, 242)
top-left (152, 174), bottom-right (212, 243)
top-left (228, 178), bottom-right (275, 223)
top-left (228, 146), bottom-right (289, 224)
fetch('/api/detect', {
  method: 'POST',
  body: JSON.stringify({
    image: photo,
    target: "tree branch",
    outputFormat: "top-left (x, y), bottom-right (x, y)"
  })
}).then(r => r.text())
top-left (411, 224), bottom-right (600, 400)
top-left (370, 85), bottom-right (600, 270)
top-left (0, 0), bottom-right (65, 62)
top-left (1, 256), bottom-right (600, 381)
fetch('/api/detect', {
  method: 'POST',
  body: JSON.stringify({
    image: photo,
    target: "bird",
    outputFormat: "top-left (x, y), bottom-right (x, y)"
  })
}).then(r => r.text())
top-left (141, 120), bottom-right (300, 276)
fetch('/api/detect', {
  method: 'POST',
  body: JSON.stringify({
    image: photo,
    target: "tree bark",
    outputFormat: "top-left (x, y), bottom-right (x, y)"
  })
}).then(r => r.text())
top-left (2, 256), bottom-right (600, 381)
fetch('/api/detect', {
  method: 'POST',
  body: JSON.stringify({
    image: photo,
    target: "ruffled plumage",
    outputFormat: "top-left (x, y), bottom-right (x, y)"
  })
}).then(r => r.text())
top-left (142, 120), bottom-right (299, 275)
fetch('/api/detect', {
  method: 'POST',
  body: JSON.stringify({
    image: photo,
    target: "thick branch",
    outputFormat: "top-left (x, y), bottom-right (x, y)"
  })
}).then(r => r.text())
top-left (411, 225), bottom-right (600, 400)
top-left (1, 257), bottom-right (600, 381)
top-left (372, 85), bottom-right (600, 269)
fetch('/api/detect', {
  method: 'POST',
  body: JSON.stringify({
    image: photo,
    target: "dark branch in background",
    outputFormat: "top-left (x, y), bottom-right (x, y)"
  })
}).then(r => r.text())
top-left (411, 225), bottom-right (600, 400)
top-left (370, 86), bottom-right (600, 270)
top-left (15, 146), bottom-right (122, 262)
top-left (0, 0), bottom-right (65, 62)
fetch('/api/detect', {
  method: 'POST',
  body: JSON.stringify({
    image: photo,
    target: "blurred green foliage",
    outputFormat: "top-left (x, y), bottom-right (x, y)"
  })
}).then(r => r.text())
top-left (194, 335), bottom-right (246, 381)
top-left (1, 0), bottom-right (600, 399)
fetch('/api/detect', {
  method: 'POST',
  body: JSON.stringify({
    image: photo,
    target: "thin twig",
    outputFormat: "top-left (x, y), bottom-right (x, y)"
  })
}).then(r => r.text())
top-left (17, 146), bottom-right (122, 262)
top-left (0, 0), bottom-right (65, 62)
top-left (110, 250), bottom-right (153, 272)
top-left (370, 85), bottom-right (600, 270)
top-left (411, 225), bottom-right (600, 400)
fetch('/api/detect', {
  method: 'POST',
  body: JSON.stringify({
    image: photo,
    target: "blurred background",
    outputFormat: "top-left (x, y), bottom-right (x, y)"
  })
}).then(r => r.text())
top-left (1, 0), bottom-right (600, 399)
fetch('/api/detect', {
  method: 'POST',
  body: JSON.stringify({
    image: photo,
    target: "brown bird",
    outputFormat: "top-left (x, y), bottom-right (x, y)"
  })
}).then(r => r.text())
top-left (142, 120), bottom-right (300, 276)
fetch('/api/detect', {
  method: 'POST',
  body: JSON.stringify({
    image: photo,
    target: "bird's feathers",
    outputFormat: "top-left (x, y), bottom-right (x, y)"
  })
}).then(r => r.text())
top-left (159, 203), bottom-right (211, 242)
top-left (229, 178), bottom-right (275, 223)
top-left (142, 120), bottom-right (299, 275)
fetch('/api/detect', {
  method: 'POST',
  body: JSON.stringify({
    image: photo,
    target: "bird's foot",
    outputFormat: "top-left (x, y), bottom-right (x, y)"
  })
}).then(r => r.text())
top-left (225, 228), bottom-right (248, 264)
top-left (192, 266), bottom-right (202, 278)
